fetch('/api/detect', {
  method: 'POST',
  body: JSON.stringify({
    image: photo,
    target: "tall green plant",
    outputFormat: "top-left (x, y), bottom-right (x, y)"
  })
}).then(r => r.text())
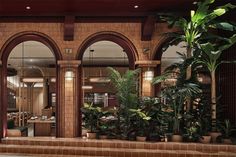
top-left (159, 0), bottom-right (236, 110)
top-left (153, 72), bottom-right (201, 135)
top-left (107, 67), bottom-right (140, 139)
top-left (160, 0), bottom-right (235, 61)
top-left (197, 34), bottom-right (236, 130)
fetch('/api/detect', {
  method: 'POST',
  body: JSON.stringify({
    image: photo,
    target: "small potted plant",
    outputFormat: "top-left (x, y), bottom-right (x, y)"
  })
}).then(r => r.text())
top-left (98, 110), bottom-right (116, 139)
top-left (199, 123), bottom-right (211, 144)
top-left (184, 121), bottom-right (201, 142)
top-left (130, 108), bottom-right (151, 141)
top-left (81, 103), bottom-right (102, 139)
top-left (220, 119), bottom-right (236, 144)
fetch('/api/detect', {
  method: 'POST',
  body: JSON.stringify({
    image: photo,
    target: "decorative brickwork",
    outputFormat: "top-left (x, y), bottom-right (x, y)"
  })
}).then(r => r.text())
top-left (0, 22), bottom-right (174, 137)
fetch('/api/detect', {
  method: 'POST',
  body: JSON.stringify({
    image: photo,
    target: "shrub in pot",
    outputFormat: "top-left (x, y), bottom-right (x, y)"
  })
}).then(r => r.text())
top-left (160, 83), bottom-right (200, 142)
top-left (140, 97), bottom-right (169, 142)
top-left (98, 110), bottom-right (117, 139)
top-left (81, 103), bottom-right (102, 139)
top-left (129, 108), bottom-right (151, 141)
top-left (219, 119), bottom-right (236, 144)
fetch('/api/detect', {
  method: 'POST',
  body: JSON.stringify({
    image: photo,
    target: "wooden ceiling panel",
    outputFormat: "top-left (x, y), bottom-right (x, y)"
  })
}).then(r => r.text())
top-left (0, 0), bottom-right (196, 17)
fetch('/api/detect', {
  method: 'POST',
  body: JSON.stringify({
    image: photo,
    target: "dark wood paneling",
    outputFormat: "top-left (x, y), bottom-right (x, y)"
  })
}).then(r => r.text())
top-left (219, 44), bottom-right (236, 126)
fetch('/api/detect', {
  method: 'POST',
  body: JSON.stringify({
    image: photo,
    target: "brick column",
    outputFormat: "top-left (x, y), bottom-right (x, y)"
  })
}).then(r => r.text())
top-left (57, 60), bottom-right (81, 138)
top-left (0, 61), bottom-right (4, 140)
top-left (135, 60), bottom-right (160, 97)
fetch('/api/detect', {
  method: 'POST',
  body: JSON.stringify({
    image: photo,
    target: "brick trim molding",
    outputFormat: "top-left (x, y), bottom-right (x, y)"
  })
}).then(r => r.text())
top-left (135, 60), bottom-right (160, 67)
top-left (57, 60), bottom-right (81, 68)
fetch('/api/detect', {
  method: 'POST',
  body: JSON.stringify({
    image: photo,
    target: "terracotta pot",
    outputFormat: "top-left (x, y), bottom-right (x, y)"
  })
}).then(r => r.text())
top-left (99, 135), bottom-right (108, 139)
top-left (209, 132), bottom-right (221, 143)
top-left (171, 134), bottom-right (183, 142)
top-left (199, 136), bottom-right (211, 144)
top-left (136, 136), bottom-right (146, 142)
top-left (223, 138), bottom-right (232, 144)
top-left (86, 132), bottom-right (97, 139)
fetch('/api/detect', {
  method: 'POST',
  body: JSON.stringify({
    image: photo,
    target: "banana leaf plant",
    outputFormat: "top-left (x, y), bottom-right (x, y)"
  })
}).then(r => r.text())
top-left (160, 0), bottom-right (236, 75)
top-left (153, 72), bottom-right (201, 135)
top-left (196, 34), bottom-right (236, 130)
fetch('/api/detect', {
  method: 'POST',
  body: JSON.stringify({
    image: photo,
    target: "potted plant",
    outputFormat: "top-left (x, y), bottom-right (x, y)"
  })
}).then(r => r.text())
top-left (159, 0), bottom-right (236, 112)
top-left (107, 67), bottom-right (140, 139)
top-left (81, 103), bottom-right (102, 139)
top-left (130, 108), bottom-right (151, 141)
top-left (184, 121), bottom-right (201, 142)
top-left (198, 110), bottom-right (212, 143)
top-left (220, 119), bottom-right (236, 144)
top-left (140, 97), bottom-right (169, 142)
top-left (98, 110), bottom-right (117, 139)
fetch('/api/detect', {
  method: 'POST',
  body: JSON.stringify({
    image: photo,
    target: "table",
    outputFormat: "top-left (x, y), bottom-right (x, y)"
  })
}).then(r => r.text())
top-left (27, 119), bottom-right (55, 136)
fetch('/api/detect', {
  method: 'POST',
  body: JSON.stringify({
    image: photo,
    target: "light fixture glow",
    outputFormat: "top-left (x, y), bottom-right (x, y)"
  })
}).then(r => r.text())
top-left (89, 77), bottom-right (110, 83)
top-left (26, 6), bottom-right (31, 10)
top-left (22, 78), bottom-right (43, 83)
top-left (65, 70), bottom-right (74, 81)
top-left (82, 85), bottom-right (93, 90)
top-left (50, 78), bottom-right (56, 82)
top-left (134, 5), bottom-right (139, 8)
top-left (144, 70), bottom-right (154, 81)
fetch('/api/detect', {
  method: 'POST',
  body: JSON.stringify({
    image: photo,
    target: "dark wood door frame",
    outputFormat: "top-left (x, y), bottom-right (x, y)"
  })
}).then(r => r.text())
top-left (76, 31), bottom-right (138, 136)
top-left (0, 31), bottom-right (62, 139)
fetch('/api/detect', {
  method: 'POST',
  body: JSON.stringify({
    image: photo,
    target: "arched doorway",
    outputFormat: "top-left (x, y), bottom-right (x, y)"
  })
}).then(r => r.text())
top-left (76, 32), bottom-right (137, 136)
top-left (0, 32), bottom-right (62, 138)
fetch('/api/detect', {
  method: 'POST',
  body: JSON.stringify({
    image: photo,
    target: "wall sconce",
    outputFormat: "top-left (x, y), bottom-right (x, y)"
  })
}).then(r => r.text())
top-left (65, 70), bottom-right (75, 81)
top-left (144, 69), bottom-right (154, 81)
top-left (82, 85), bottom-right (93, 90)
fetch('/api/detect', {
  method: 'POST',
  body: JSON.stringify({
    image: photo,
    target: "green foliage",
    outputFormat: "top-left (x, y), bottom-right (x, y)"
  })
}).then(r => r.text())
top-left (197, 34), bottom-right (236, 73)
top-left (129, 108), bottom-right (151, 136)
top-left (159, 0), bottom-right (235, 56)
top-left (98, 109), bottom-right (117, 137)
top-left (219, 119), bottom-right (236, 138)
top-left (107, 67), bottom-right (140, 139)
top-left (81, 103), bottom-right (102, 133)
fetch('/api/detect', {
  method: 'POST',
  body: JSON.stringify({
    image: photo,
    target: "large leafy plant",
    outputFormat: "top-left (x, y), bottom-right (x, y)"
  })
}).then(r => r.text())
top-left (196, 34), bottom-right (236, 130)
top-left (159, 0), bottom-right (236, 111)
top-left (153, 71), bottom-right (201, 135)
top-left (107, 67), bottom-right (140, 139)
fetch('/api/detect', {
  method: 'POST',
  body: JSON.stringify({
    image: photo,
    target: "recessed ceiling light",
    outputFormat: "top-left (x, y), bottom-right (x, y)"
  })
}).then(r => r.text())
top-left (26, 6), bottom-right (31, 10)
top-left (134, 5), bottom-right (139, 9)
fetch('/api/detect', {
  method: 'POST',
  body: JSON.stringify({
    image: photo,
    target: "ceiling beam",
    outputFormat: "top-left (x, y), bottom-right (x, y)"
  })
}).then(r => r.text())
top-left (64, 15), bottom-right (75, 41)
top-left (141, 15), bottom-right (156, 41)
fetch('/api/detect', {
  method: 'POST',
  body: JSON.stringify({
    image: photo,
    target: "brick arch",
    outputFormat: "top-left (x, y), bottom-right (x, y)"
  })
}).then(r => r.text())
top-left (76, 31), bottom-right (138, 136)
top-left (0, 31), bottom-right (62, 138)
top-left (77, 31), bottom-right (138, 69)
top-left (152, 36), bottom-right (174, 96)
